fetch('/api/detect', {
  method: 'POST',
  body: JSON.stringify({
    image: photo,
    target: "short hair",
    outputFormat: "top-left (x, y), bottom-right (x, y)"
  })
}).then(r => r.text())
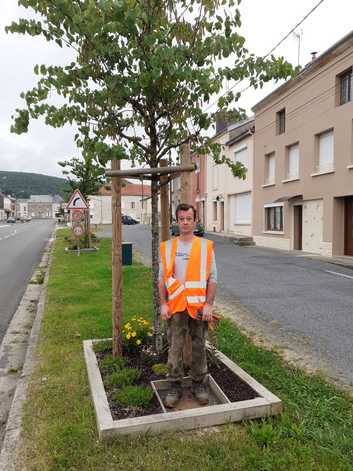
top-left (176, 203), bottom-right (196, 221)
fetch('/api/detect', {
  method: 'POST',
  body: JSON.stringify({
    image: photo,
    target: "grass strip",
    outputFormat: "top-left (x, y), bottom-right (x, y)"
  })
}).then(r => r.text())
top-left (20, 230), bottom-right (353, 471)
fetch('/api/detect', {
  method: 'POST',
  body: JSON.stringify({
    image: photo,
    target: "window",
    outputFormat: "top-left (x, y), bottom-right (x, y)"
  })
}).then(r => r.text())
top-left (265, 205), bottom-right (283, 231)
top-left (234, 147), bottom-right (248, 178)
top-left (316, 129), bottom-right (334, 173)
top-left (265, 152), bottom-right (275, 184)
top-left (232, 192), bottom-right (251, 225)
top-left (286, 143), bottom-right (299, 179)
top-left (338, 68), bottom-right (352, 105)
top-left (213, 201), bottom-right (217, 221)
top-left (131, 201), bottom-right (135, 209)
top-left (276, 108), bottom-right (286, 135)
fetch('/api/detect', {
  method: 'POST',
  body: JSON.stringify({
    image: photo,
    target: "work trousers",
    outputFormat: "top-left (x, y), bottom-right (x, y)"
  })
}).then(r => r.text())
top-left (167, 311), bottom-right (208, 387)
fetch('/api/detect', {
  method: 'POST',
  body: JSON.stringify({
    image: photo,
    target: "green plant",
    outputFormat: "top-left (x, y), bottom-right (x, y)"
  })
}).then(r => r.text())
top-left (93, 340), bottom-right (112, 353)
top-left (113, 385), bottom-right (154, 408)
top-left (106, 368), bottom-right (140, 388)
top-left (122, 317), bottom-right (153, 351)
top-left (100, 354), bottom-right (125, 372)
top-left (152, 363), bottom-right (168, 377)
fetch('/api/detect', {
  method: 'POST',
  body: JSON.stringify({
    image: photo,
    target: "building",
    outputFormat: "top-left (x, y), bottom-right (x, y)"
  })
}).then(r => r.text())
top-left (0, 192), bottom-right (15, 220)
top-left (89, 181), bottom-right (152, 224)
top-left (205, 117), bottom-right (254, 236)
top-left (16, 199), bottom-right (29, 219)
top-left (252, 31), bottom-right (353, 257)
top-left (28, 194), bottom-right (64, 219)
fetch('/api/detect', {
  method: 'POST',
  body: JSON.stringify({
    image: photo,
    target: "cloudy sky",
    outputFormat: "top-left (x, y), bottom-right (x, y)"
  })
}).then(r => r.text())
top-left (1, 0), bottom-right (352, 178)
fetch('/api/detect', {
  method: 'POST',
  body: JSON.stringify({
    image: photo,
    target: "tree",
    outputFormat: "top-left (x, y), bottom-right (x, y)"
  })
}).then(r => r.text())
top-left (7, 0), bottom-right (297, 354)
top-left (58, 153), bottom-right (106, 200)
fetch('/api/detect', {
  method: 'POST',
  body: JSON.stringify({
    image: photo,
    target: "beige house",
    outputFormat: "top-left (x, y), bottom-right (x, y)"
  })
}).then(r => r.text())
top-left (205, 118), bottom-right (254, 236)
top-left (252, 31), bottom-right (353, 257)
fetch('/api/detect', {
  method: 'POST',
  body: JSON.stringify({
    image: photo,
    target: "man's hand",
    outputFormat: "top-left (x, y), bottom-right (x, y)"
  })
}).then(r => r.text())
top-left (160, 303), bottom-right (172, 320)
top-left (202, 303), bottom-right (213, 321)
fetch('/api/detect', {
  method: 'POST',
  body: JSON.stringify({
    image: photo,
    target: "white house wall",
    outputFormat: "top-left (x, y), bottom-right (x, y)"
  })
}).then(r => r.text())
top-left (302, 199), bottom-right (324, 254)
top-left (206, 131), bottom-right (253, 236)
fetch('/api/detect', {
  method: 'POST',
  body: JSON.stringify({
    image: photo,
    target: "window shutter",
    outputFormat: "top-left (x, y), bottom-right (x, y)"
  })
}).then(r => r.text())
top-left (233, 192), bottom-right (251, 224)
top-left (319, 130), bottom-right (334, 172)
top-left (288, 144), bottom-right (299, 178)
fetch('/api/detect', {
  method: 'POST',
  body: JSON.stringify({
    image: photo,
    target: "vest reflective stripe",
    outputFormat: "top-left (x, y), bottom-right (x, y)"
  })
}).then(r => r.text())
top-left (187, 295), bottom-right (206, 304)
top-left (185, 281), bottom-right (207, 289)
top-left (200, 238), bottom-right (207, 286)
top-left (166, 276), bottom-right (178, 289)
top-left (168, 284), bottom-right (185, 301)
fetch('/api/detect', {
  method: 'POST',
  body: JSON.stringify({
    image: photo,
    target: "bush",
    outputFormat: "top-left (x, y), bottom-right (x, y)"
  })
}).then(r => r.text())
top-left (106, 368), bottom-right (140, 387)
top-left (100, 354), bottom-right (125, 372)
top-left (152, 363), bottom-right (168, 376)
top-left (113, 385), bottom-right (154, 408)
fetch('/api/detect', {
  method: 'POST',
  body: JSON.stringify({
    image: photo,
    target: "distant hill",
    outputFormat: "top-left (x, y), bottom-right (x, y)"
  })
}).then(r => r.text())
top-left (0, 171), bottom-right (70, 200)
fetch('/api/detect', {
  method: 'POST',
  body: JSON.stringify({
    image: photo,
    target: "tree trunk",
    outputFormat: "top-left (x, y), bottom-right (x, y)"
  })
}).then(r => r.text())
top-left (151, 174), bottom-right (162, 353)
top-left (160, 159), bottom-right (170, 242)
top-left (180, 141), bottom-right (193, 369)
top-left (111, 158), bottom-right (122, 357)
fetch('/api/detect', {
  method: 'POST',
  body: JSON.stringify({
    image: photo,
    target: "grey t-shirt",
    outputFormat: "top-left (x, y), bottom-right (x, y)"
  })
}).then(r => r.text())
top-left (159, 238), bottom-right (217, 283)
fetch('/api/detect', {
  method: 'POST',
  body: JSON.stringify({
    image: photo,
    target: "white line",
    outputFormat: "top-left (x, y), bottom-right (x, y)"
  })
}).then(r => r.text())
top-left (0, 225), bottom-right (9, 230)
top-left (325, 270), bottom-right (353, 280)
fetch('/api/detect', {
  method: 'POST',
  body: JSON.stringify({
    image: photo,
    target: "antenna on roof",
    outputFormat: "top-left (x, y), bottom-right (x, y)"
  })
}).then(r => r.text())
top-left (292, 28), bottom-right (303, 66)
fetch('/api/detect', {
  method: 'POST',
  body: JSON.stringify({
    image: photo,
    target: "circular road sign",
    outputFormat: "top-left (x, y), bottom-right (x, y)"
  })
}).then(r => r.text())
top-left (72, 209), bottom-right (85, 222)
top-left (73, 225), bottom-right (84, 237)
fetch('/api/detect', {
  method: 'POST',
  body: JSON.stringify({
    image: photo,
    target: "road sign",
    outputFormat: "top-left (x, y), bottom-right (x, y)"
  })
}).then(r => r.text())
top-left (71, 209), bottom-right (85, 222)
top-left (67, 189), bottom-right (89, 210)
top-left (73, 225), bottom-right (84, 237)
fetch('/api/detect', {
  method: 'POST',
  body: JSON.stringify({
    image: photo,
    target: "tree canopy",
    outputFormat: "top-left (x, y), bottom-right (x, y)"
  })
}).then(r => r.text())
top-left (7, 0), bottom-right (296, 175)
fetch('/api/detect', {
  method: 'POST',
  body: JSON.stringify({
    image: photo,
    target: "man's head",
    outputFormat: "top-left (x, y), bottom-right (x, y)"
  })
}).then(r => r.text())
top-left (175, 203), bottom-right (196, 236)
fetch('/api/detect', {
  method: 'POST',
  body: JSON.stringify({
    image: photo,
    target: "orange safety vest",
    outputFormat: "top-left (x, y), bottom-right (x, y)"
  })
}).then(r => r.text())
top-left (160, 236), bottom-right (214, 319)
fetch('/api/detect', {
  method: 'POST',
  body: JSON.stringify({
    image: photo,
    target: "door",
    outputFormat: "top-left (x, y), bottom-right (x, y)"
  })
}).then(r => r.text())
top-left (220, 201), bottom-right (224, 232)
top-left (293, 205), bottom-right (302, 250)
top-left (344, 197), bottom-right (353, 256)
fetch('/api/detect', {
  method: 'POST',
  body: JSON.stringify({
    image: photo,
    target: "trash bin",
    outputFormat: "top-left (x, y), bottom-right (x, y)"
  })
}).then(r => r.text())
top-left (122, 242), bottom-right (132, 265)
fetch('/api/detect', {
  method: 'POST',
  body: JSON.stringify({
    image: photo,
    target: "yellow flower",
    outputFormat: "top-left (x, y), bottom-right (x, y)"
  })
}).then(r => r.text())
top-left (147, 332), bottom-right (153, 337)
top-left (131, 331), bottom-right (137, 337)
top-left (136, 339), bottom-right (141, 345)
top-left (126, 333), bottom-right (131, 339)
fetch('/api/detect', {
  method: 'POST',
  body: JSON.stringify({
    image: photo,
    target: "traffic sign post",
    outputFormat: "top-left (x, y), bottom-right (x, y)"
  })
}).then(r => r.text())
top-left (67, 190), bottom-right (91, 250)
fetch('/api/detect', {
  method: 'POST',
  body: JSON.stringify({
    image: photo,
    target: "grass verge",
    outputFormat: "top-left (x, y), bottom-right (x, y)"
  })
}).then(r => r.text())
top-left (20, 230), bottom-right (353, 470)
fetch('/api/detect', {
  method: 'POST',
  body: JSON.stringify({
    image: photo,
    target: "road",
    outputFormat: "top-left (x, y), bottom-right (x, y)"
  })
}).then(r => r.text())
top-left (120, 224), bottom-right (353, 388)
top-left (0, 220), bottom-right (55, 344)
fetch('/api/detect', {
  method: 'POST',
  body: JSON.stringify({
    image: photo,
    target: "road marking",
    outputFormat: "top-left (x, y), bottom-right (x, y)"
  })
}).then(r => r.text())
top-left (0, 230), bottom-right (16, 241)
top-left (325, 269), bottom-right (353, 280)
top-left (0, 225), bottom-right (10, 229)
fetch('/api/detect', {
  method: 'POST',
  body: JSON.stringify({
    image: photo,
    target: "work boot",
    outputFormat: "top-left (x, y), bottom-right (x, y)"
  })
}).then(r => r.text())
top-left (165, 387), bottom-right (182, 408)
top-left (192, 382), bottom-right (209, 405)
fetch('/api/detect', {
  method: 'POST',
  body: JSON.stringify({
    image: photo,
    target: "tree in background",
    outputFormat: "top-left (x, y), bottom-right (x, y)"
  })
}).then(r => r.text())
top-left (7, 0), bottom-right (297, 354)
top-left (58, 153), bottom-right (106, 200)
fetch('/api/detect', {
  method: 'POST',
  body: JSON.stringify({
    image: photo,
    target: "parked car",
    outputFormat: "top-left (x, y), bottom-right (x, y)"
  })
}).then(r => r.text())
top-left (6, 217), bottom-right (16, 223)
top-left (122, 215), bottom-right (139, 225)
top-left (170, 221), bottom-right (205, 237)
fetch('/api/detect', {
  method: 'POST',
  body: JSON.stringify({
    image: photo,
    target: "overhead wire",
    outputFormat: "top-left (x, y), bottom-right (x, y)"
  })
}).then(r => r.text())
top-left (203, 0), bottom-right (326, 114)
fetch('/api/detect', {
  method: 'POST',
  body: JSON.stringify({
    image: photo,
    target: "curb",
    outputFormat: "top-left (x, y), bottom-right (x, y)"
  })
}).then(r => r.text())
top-left (0, 230), bottom-right (55, 470)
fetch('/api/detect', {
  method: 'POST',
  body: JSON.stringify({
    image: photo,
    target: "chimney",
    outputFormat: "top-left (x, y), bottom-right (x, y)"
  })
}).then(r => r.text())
top-left (310, 51), bottom-right (318, 61)
top-left (215, 111), bottom-right (228, 134)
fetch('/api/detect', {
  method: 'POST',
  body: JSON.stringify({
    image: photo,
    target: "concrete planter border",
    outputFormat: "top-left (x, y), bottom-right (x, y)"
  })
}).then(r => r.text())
top-left (64, 247), bottom-right (98, 253)
top-left (83, 339), bottom-right (282, 439)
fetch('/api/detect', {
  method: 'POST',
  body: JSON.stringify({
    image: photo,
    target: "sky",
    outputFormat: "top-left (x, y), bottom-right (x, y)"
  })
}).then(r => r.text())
top-left (0, 0), bottom-right (352, 179)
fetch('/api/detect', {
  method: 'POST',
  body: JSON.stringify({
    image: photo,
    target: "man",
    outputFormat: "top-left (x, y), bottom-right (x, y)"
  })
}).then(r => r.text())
top-left (159, 203), bottom-right (217, 408)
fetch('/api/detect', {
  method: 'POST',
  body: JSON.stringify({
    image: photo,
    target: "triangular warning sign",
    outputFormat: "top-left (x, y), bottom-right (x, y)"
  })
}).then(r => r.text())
top-left (66, 189), bottom-right (89, 210)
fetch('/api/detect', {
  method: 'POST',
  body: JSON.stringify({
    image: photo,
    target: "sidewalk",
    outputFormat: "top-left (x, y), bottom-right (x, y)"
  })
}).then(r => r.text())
top-left (206, 230), bottom-right (353, 270)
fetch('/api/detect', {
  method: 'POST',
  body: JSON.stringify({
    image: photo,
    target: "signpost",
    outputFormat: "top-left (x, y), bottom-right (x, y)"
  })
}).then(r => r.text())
top-left (66, 189), bottom-right (90, 254)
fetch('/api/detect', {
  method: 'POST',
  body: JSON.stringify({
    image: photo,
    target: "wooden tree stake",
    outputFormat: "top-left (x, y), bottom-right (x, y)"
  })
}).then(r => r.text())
top-left (111, 158), bottom-right (122, 357)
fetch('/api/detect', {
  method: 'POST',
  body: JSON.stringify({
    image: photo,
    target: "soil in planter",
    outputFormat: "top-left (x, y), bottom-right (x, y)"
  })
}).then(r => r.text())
top-left (96, 346), bottom-right (258, 420)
